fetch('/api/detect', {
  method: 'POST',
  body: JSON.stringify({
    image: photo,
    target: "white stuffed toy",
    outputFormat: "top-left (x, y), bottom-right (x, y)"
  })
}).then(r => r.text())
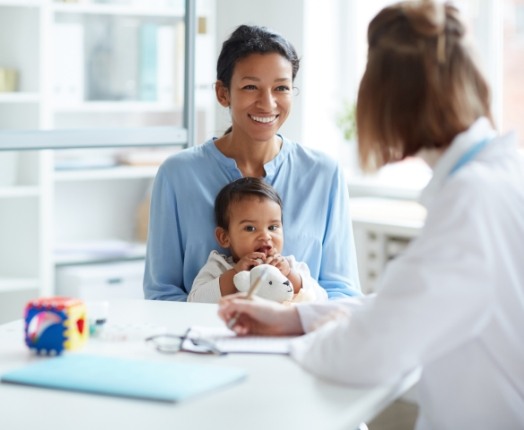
top-left (233, 264), bottom-right (294, 303)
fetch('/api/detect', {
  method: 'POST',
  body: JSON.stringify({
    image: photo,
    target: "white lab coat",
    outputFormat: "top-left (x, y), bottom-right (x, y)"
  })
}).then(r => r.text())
top-left (290, 118), bottom-right (524, 429)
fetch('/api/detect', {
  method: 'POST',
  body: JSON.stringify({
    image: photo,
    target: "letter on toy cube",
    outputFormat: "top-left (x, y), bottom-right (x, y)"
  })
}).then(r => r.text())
top-left (24, 297), bottom-right (88, 355)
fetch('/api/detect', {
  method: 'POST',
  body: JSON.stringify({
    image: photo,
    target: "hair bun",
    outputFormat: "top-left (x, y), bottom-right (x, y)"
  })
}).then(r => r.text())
top-left (402, 0), bottom-right (446, 37)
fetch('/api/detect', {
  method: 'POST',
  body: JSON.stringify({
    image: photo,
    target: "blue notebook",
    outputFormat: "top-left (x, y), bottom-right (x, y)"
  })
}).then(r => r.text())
top-left (1, 354), bottom-right (246, 403)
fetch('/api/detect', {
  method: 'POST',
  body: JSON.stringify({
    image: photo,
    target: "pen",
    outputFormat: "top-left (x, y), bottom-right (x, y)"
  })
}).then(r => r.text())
top-left (227, 267), bottom-right (268, 330)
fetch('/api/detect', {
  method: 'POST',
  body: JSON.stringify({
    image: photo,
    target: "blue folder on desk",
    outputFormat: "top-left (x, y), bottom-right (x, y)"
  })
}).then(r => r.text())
top-left (1, 354), bottom-right (246, 403)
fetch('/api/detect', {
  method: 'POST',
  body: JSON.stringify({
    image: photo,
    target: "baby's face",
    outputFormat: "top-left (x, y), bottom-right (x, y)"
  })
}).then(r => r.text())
top-left (226, 196), bottom-right (284, 261)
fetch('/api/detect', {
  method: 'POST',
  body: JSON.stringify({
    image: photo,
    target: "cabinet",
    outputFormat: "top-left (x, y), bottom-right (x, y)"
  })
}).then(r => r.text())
top-left (350, 197), bottom-right (427, 294)
top-left (0, 0), bottom-right (213, 321)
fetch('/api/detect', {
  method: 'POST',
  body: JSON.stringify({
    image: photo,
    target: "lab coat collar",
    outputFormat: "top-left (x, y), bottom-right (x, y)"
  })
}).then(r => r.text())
top-left (419, 117), bottom-right (497, 208)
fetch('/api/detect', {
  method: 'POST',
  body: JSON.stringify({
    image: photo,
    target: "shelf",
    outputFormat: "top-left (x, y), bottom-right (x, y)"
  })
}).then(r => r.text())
top-left (0, 277), bottom-right (39, 293)
top-left (0, 185), bottom-right (40, 198)
top-left (0, 93), bottom-right (40, 103)
top-left (54, 240), bottom-right (147, 266)
top-left (55, 253), bottom-right (146, 266)
top-left (54, 165), bottom-right (158, 181)
top-left (0, 0), bottom-right (41, 7)
top-left (51, 2), bottom-right (184, 18)
top-left (53, 101), bottom-right (181, 113)
top-left (0, 127), bottom-right (188, 151)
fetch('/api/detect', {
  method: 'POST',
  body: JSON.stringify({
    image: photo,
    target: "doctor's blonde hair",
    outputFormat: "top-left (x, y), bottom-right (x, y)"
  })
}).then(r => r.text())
top-left (356, 0), bottom-right (494, 172)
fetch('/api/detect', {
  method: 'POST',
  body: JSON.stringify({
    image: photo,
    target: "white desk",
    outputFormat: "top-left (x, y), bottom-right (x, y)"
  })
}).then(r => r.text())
top-left (0, 299), bottom-right (419, 430)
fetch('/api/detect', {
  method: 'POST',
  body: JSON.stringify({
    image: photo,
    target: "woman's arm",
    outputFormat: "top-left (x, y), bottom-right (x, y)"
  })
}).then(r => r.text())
top-left (276, 146), bottom-right (361, 299)
top-left (188, 252), bottom-right (232, 303)
top-left (143, 166), bottom-right (188, 301)
top-left (317, 165), bottom-right (362, 298)
top-left (286, 256), bottom-right (328, 301)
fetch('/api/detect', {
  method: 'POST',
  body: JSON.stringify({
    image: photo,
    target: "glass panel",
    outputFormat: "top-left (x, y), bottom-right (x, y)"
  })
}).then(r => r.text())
top-left (52, 6), bottom-right (186, 130)
top-left (0, 0), bottom-right (190, 134)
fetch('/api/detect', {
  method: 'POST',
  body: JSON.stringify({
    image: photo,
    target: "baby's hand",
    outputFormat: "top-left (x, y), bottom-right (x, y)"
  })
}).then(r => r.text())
top-left (234, 252), bottom-right (266, 272)
top-left (265, 253), bottom-right (291, 277)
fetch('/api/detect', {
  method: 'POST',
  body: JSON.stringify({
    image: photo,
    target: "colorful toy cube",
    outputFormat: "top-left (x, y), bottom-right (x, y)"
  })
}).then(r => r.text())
top-left (24, 297), bottom-right (88, 355)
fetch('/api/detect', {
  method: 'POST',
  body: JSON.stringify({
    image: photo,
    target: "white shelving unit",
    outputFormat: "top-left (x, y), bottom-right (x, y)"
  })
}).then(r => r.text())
top-left (0, 0), bottom-right (213, 322)
top-left (350, 197), bottom-right (427, 294)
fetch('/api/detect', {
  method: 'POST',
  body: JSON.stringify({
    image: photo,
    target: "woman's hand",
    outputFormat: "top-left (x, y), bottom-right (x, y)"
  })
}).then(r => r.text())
top-left (218, 294), bottom-right (304, 336)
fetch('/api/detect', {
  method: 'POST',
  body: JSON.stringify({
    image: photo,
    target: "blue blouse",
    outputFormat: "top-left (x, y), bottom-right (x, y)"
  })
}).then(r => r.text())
top-left (143, 136), bottom-right (361, 301)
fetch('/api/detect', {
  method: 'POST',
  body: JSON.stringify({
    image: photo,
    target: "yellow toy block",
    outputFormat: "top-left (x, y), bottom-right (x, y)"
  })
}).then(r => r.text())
top-left (24, 297), bottom-right (88, 355)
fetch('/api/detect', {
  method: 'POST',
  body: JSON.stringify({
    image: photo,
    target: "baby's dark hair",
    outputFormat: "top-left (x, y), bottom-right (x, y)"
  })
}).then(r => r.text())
top-left (214, 177), bottom-right (283, 230)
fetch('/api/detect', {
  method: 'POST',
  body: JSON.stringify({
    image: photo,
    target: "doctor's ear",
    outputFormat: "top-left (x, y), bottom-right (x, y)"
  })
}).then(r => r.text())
top-left (215, 81), bottom-right (230, 107)
top-left (215, 227), bottom-right (231, 248)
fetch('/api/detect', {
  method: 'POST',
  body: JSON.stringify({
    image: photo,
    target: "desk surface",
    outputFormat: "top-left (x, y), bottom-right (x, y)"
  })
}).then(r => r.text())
top-left (0, 299), bottom-right (419, 430)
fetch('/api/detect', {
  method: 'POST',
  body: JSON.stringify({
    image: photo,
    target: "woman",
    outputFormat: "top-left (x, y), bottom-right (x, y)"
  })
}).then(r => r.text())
top-left (189, 177), bottom-right (328, 303)
top-left (144, 25), bottom-right (361, 301)
top-left (219, 2), bottom-right (524, 429)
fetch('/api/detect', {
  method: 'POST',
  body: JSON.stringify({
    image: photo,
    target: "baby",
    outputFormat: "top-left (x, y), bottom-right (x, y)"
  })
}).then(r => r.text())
top-left (188, 177), bottom-right (327, 303)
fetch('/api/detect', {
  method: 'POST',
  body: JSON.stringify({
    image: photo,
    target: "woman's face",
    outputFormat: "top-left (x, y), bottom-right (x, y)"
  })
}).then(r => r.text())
top-left (219, 53), bottom-right (293, 143)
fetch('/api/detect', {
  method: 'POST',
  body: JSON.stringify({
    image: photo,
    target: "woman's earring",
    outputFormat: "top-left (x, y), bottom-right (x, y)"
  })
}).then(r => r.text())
top-left (293, 87), bottom-right (300, 96)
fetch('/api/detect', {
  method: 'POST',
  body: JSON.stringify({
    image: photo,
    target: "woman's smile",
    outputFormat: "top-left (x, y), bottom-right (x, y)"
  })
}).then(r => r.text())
top-left (249, 114), bottom-right (279, 124)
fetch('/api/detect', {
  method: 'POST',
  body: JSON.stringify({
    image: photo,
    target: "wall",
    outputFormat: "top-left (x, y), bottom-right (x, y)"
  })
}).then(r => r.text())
top-left (301, 0), bottom-right (355, 156)
top-left (212, 0), bottom-right (364, 164)
top-left (0, 289), bottom-right (37, 325)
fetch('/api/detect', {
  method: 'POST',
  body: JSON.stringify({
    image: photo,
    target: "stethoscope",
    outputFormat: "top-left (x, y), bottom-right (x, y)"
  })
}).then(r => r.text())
top-left (449, 138), bottom-right (491, 176)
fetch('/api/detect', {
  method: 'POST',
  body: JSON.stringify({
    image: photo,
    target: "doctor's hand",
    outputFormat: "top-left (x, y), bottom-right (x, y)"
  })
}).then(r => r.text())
top-left (218, 294), bottom-right (304, 336)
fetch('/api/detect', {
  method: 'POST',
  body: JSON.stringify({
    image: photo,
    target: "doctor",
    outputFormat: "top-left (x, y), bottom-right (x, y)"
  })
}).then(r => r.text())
top-left (218, 1), bottom-right (524, 428)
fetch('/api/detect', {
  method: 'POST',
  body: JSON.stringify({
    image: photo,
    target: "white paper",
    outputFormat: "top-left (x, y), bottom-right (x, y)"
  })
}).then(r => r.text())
top-left (185, 326), bottom-right (296, 355)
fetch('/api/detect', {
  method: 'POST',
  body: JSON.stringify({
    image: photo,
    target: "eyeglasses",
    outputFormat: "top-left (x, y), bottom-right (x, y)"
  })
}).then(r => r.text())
top-left (145, 328), bottom-right (225, 356)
